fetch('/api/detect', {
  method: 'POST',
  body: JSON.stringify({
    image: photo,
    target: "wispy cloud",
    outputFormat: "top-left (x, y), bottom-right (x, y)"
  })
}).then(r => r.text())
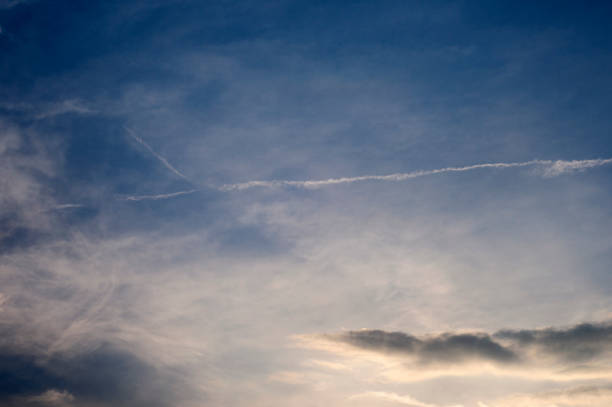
top-left (125, 127), bottom-right (190, 181)
top-left (542, 158), bottom-right (612, 177)
top-left (350, 391), bottom-right (463, 407)
top-left (0, 99), bottom-right (94, 119)
top-left (484, 385), bottom-right (612, 407)
top-left (25, 389), bottom-right (75, 406)
top-left (34, 99), bottom-right (94, 119)
top-left (220, 158), bottom-right (612, 191)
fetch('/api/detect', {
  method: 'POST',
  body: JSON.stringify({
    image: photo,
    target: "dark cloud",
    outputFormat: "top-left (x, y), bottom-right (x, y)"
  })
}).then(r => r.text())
top-left (0, 343), bottom-right (183, 407)
top-left (494, 322), bottom-right (612, 363)
top-left (333, 330), bottom-right (518, 365)
top-left (419, 333), bottom-right (517, 364)
top-left (328, 321), bottom-right (612, 367)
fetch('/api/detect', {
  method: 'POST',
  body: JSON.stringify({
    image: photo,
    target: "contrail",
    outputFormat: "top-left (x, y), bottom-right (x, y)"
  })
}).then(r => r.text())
top-left (123, 189), bottom-right (198, 201)
top-left (118, 157), bottom-right (612, 201)
top-left (125, 127), bottom-right (190, 181)
top-left (543, 158), bottom-right (612, 176)
top-left (52, 203), bottom-right (85, 210)
top-left (220, 158), bottom-right (612, 191)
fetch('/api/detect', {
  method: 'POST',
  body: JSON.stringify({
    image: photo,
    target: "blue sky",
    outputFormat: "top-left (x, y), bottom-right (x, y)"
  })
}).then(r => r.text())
top-left (1, 1), bottom-right (612, 406)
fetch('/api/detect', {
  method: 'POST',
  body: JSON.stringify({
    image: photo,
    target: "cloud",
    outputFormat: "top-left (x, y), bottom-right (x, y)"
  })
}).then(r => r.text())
top-left (33, 100), bottom-right (95, 120)
top-left (220, 158), bottom-right (612, 191)
top-left (543, 159), bottom-right (612, 177)
top-left (349, 391), bottom-right (463, 407)
top-left (0, 100), bottom-right (94, 119)
top-left (24, 389), bottom-right (75, 407)
top-left (0, 343), bottom-right (178, 407)
top-left (335, 330), bottom-right (517, 365)
top-left (494, 322), bottom-right (612, 363)
top-left (301, 321), bottom-right (612, 380)
top-left (485, 385), bottom-right (612, 407)
top-left (0, 119), bottom-right (59, 251)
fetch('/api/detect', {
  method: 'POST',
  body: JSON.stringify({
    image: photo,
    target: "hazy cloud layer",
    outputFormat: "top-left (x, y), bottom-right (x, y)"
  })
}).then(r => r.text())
top-left (0, 120), bottom-right (58, 251)
top-left (350, 386), bottom-right (612, 407)
top-left (483, 385), bottom-right (612, 407)
top-left (350, 391), bottom-right (463, 407)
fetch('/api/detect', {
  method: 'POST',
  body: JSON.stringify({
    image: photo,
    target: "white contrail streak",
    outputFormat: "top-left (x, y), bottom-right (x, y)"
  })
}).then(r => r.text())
top-left (220, 158), bottom-right (612, 191)
top-left (125, 127), bottom-right (190, 181)
top-left (52, 203), bottom-right (85, 210)
top-left (542, 158), bottom-right (612, 176)
top-left (123, 189), bottom-right (198, 201)
top-left (117, 157), bottom-right (612, 202)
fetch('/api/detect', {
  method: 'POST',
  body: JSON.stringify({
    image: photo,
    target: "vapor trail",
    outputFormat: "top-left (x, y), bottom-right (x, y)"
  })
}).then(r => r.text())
top-left (52, 203), bottom-right (85, 210)
top-left (123, 189), bottom-right (198, 201)
top-left (120, 158), bottom-right (612, 201)
top-left (125, 127), bottom-right (190, 181)
top-left (219, 158), bottom-right (612, 191)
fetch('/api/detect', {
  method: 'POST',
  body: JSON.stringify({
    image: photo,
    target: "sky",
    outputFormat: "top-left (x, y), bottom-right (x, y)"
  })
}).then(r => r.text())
top-left (1, 1), bottom-right (612, 406)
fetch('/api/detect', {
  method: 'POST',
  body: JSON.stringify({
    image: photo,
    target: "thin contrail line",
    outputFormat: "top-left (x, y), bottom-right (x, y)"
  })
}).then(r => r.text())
top-left (118, 157), bottom-right (612, 201)
top-left (220, 158), bottom-right (612, 191)
top-left (123, 189), bottom-right (198, 201)
top-left (52, 203), bottom-right (85, 210)
top-left (125, 127), bottom-right (190, 181)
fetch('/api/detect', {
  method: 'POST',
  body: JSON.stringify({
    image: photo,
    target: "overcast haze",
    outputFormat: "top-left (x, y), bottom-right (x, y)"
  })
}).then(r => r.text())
top-left (1, 1), bottom-right (612, 406)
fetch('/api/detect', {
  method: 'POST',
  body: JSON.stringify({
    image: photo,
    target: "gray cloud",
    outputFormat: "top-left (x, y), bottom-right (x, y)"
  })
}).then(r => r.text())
top-left (494, 322), bottom-right (612, 363)
top-left (0, 343), bottom-right (180, 407)
top-left (330, 330), bottom-right (518, 365)
top-left (321, 321), bottom-right (612, 373)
